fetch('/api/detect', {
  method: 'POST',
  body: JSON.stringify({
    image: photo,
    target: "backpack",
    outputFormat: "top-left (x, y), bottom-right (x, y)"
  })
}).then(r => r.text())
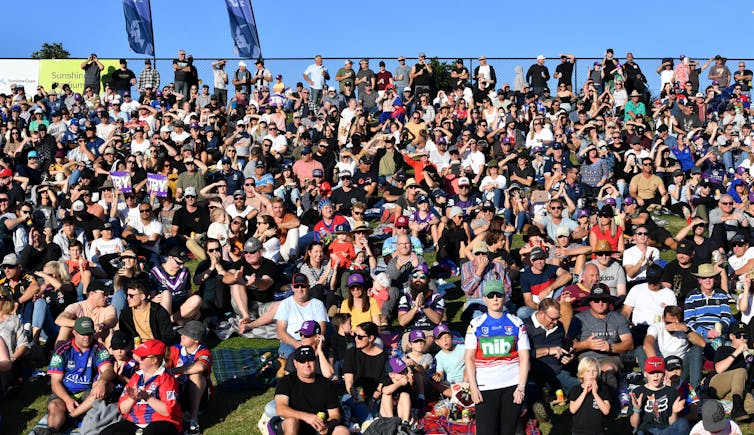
top-left (362, 417), bottom-right (411, 435)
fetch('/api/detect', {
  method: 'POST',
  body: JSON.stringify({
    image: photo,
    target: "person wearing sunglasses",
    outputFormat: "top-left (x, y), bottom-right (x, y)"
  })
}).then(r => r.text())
top-left (192, 238), bottom-right (233, 322)
top-left (465, 280), bottom-right (530, 435)
top-left (586, 240), bottom-right (627, 299)
top-left (518, 246), bottom-right (572, 320)
top-left (342, 321), bottom-right (387, 424)
top-left (568, 283), bottom-right (633, 393)
top-left (149, 246), bottom-right (201, 327)
top-left (622, 225), bottom-right (661, 290)
top-left (46, 316), bottom-right (116, 433)
top-left (708, 321), bottom-right (754, 422)
top-left (396, 264), bottom-right (444, 353)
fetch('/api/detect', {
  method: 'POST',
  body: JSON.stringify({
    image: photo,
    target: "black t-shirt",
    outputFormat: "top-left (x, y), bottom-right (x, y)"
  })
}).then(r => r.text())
top-left (111, 68), bottom-right (135, 91)
top-left (507, 163), bottom-right (535, 186)
top-left (684, 235), bottom-right (720, 266)
top-left (714, 345), bottom-right (748, 373)
top-left (353, 169), bottom-right (377, 195)
top-left (342, 347), bottom-right (388, 398)
top-left (331, 187), bottom-right (362, 214)
top-left (236, 257), bottom-right (277, 303)
top-left (75, 212), bottom-right (102, 241)
top-left (568, 383), bottom-right (611, 435)
top-left (452, 66), bottom-right (469, 87)
top-left (660, 259), bottom-right (699, 302)
top-left (329, 332), bottom-right (354, 362)
top-left (274, 373), bottom-right (340, 417)
top-left (633, 385), bottom-right (679, 431)
top-left (171, 206), bottom-right (210, 235)
top-left (555, 62), bottom-right (574, 86)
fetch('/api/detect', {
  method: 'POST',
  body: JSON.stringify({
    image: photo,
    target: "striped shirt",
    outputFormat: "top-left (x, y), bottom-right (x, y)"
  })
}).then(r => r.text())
top-left (683, 288), bottom-right (732, 336)
top-left (461, 260), bottom-right (511, 299)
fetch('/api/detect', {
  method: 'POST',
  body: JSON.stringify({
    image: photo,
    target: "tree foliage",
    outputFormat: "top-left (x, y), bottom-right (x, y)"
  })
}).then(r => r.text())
top-left (31, 42), bottom-right (70, 59)
top-left (429, 58), bottom-right (454, 94)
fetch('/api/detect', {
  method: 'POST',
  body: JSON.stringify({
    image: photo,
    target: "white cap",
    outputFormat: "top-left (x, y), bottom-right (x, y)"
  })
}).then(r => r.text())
top-left (537, 55), bottom-right (546, 61)
top-left (403, 87), bottom-right (412, 92)
top-left (457, 177), bottom-right (470, 186)
top-left (72, 200), bottom-right (85, 212)
top-left (238, 61), bottom-right (247, 67)
top-left (448, 206), bottom-right (464, 220)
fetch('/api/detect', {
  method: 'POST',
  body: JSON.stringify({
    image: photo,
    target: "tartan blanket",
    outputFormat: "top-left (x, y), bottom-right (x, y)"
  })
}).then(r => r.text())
top-left (211, 347), bottom-right (279, 391)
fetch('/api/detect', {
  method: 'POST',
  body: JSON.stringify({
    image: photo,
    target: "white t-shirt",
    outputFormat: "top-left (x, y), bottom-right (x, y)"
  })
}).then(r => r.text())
top-left (622, 245), bottom-right (660, 282)
top-left (738, 292), bottom-right (754, 325)
top-left (728, 247), bottom-right (754, 286)
top-left (480, 175), bottom-right (507, 191)
top-left (624, 283), bottom-right (677, 325)
top-left (645, 321), bottom-right (691, 360)
top-left (88, 237), bottom-right (126, 263)
top-left (273, 297), bottom-right (328, 341)
top-left (128, 219), bottom-right (162, 253)
top-left (225, 205), bottom-right (254, 220)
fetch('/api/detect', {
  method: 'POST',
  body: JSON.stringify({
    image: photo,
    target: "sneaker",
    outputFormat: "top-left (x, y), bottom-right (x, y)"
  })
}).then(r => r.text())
top-left (187, 421), bottom-right (201, 435)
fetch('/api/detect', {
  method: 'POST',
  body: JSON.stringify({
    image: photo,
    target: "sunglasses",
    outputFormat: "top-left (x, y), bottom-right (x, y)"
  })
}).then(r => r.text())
top-left (485, 292), bottom-right (504, 299)
top-left (354, 334), bottom-right (368, 340)
top-left (735, 334), bottom-right (750, 339)
top-left (121, 255), bottom-right (136, 260)
top-left (721, 202), bottom-right (734, 205)
top-left (411, 272), bottom-right (427, 279)
top-left (207, 248), bottom-right (221, 253)
top-left (635, 232), bottom-right (648, 236)
top-left (126, 293), bottom-right (140, 299)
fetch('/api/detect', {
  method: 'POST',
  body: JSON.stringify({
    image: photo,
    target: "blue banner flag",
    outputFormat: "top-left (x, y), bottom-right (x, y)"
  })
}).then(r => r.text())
top-left (224, 0), bottom-right (262, 59)
top-left (122, 0), bottom-right (155, 56)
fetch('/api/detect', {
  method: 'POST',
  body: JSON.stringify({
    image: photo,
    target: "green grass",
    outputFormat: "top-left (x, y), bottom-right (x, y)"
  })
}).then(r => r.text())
top-left (12, 214), bottom-right (704, 434)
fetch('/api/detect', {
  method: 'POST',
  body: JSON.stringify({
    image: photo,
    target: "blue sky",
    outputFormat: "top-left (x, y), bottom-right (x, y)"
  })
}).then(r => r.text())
top-left (6, 0), bottom-right (754, 93)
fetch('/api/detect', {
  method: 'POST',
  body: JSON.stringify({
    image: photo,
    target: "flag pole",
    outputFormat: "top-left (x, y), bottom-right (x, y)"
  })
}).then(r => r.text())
top-left (248, 0), bottom-right (262, 58)
top-left (146, 0), bottom-right (156, 64)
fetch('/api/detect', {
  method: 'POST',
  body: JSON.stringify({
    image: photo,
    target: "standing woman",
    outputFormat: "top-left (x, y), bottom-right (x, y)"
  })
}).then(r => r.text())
top-left (466, 280), bottom-right (530, 435)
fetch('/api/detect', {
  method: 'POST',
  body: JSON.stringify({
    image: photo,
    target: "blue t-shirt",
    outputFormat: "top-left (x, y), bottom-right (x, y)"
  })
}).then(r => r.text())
top-left (48, 340), bottom-right (112, 394)
top-left (434, 344), bottom-right (465, 384)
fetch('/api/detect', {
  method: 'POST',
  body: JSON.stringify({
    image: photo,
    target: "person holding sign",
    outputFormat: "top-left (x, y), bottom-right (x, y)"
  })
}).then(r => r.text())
top-left (121, 202), bottom-right (162, 267)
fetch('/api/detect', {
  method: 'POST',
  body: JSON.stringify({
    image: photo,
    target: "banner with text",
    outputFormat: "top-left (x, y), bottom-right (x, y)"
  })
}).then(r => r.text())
top-left (110, 171), bottom-right (133, 194)
top-left (0, 60), bottom-right (40, 95)
top-left (146, 173), bottom-right (167, 197)
top-left (38, 59), bottom-right (121, 93)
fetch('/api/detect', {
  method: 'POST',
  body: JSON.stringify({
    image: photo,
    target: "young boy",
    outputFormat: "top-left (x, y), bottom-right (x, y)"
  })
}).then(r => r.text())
top-left (167, 320), bottom-right (213, 435)
top-left (431, 323), bottom-right (465, 397)
top-left (629, 356), bottom-right (688, 435)
top-left (109, 330), bottom-right (138, 401)
top-left (329, 313), bottom-right (353, 379)
top-left (663, 355), bottom-right (699, 423)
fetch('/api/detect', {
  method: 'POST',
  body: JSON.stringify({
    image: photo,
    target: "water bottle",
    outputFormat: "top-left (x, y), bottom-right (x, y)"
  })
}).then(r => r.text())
top-left (619, 387), bottom-right (630, 416)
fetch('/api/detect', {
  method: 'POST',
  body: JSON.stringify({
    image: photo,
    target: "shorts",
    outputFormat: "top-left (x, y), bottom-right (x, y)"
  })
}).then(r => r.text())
top-left (48, 388), bottom-right (90, 405)
top-left (231, 299), bottom-right (275, 319)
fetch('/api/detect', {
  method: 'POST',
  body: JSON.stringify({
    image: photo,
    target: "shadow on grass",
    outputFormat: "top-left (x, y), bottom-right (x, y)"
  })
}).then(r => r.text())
top-left (200, 386), bottom-right (273, 430)
top-left (9, 375), bottom-right (51, 434)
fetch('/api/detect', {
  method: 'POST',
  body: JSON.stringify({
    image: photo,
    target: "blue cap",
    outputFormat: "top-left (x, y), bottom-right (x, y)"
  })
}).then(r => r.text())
top-left (70, 118), bottom-right (79, 126)
top-left (417, 194), bottom-right (429, 203)
top-left (318, 198), bottom-right (333, 210)
top-left (27, 150), bottom-right (38, 158)
top-left (301, 146), bottom-right (312, 155)
top-left (221, 156), bottom-right (232, 164)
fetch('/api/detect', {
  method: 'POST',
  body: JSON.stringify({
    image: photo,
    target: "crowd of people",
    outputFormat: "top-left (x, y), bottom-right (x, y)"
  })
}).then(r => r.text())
top-left (0, 48), bottom-right (752, 435)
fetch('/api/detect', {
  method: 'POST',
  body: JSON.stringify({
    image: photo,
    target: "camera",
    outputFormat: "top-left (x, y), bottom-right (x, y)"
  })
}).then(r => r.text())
top-left (52, 82), bottom-right (58, 89)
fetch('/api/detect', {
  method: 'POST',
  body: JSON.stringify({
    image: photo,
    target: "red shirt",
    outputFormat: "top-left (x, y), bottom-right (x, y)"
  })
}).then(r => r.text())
top-left (120, 367), bottom-right (182, 431)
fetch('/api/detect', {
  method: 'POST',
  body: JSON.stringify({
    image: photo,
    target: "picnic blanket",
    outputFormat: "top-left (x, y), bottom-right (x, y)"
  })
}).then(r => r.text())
top-left (29, 415), bottom-right (79, 435)
top-left (211, 347), bottom-right (279, 391)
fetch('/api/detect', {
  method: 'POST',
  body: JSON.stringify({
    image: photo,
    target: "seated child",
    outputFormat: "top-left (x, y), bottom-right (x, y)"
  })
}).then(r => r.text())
top-left (403, 330), bottom-right (431, 406)
top-left (380, 357), bottom-right (417, 424)
top-left (430, 324), bottom-right (465, 398)
top-left (109, 330), bottom-right (138, 402)
top-left (167, 321), bottom-right (213, 434)
top-left (568, 356), bottom-right (611, 435)
top-left (329, 313), bottom-right (354, 380)
top-left (630, 356), bottom-right (688, 435)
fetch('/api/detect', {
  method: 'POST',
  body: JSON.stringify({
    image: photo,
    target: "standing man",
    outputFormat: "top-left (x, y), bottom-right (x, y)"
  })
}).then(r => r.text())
top-left (138, 59), bottom-right (160, 100)
top-left (232, 61), bottom-right (253, 96)
top-left (81, 53), bottom-right (104, 94)
top-left (410, 52), bottom-right (433, 95)
top-left (554, 53), bottom-right (576, 91)
top-left (354, 59), bottom-right (376, 98)
top-left (473, 56), bottom-right (497, 93)
top-left (172, 49), bottom-right (191, 100)
top-left (526, 55), bottom-right (550, 97)
top-left (394, 56), bottom-right (411, 91)
top-left (111, 59), bottom-right (137, 98)
top-left (252, 58), bottom-right (272, 92)
top-left (212, 59), bottom-right (229, 107)
top-left (335, 59), bottom-right (356, 93)
top-left (303, 55), bottom-right (328, 107)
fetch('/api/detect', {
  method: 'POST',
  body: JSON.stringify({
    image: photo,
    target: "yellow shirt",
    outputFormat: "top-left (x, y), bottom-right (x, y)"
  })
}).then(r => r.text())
top-left (132, 306), bottom-right (153, 340)
top-left (339, 297), bottom-right (380, 327)
top-left (629, 173), bottom-right (664, 200)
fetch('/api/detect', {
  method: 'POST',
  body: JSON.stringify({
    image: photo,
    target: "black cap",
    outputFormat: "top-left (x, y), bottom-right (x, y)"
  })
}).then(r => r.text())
top-left (731, 321), bottom-right (748, 336)
top-left (676, 239), bottom-right (694, 255)
top-left (293, 345), bottom-right (316, 363)
top-left (587, 283), bottom-right (613, 301)
top-left (646, 264), bottom-right (663, 284)
top-left (598, 205), bottom-right (614, 218)
top-left (110, 330), bottom-right (131, 350)
top-left (664, 355), bottom-right (683, 371)
top-left (732, 234), bottom-right (748, 245)
top-left (167, 246), bottom-right (190, 262)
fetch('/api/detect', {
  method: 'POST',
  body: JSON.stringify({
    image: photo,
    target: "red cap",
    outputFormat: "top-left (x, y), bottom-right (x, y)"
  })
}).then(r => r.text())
top-left (644, 356), bottom-right (665, 373)
top-left (0, 168), bottom-right (12, 178)
top-left (133, 339), bottom-right (166, 358)
top-left (395, 216), bottom-right (409, 227)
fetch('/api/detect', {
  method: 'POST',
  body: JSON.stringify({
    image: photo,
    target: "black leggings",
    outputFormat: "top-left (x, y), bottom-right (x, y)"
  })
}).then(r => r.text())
top-left (100, 420), bottom-right (180, 435)
top-left (476, 385), bottom-right (522, 435)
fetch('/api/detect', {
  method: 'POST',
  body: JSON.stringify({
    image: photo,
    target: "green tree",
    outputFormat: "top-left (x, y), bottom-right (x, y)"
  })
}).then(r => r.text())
top-left (429, 58), bottom-right (453, 94)
top-left (31, 42), bottom-right (70, 59)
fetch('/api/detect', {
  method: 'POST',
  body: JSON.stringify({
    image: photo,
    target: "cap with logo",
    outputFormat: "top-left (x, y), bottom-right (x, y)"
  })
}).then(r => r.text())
top-left (73, 316), bottom-right (95, 335)
top-left (133, 339), bottom-right (166, 358)
top-left (347, 273), bottom-right (365, 287)
top-left (676, 240), bottom-right (694, 255)
top-left (409, 329), bottom-right (426, 342)
top-left (644, 356), bottom-right (665, 373)
top-left (433, 323), bottom-right (451, 339)
top-left (529, 246), bottom-right (547, 261)
top-left (291, 272), bottom-right (309, 287)
top-left (298, 320), bottom-right (321, 336)
top-left (701, 400), bottom-right (727, 433)
top-left (243, 237), bottom-right (263, 253)
top-left (389, 356), bottom-right (408, 373)
top-left (293, 345), bottom-right (316, 362)
top-left (664, 355), bottom-right (683, 371)
top-left (483, 280), bottom-right (504, 297)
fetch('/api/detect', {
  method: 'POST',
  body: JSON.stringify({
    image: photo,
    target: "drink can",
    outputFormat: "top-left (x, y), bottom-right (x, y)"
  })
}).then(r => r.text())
top-left (712, 251), bottom-right (721, 264)
top-left (653, 315), bottom-right (661, 324)
top-left (134, 336), bottom-right (142, 347)
top-left (260, 351), bottom-right (272, 363)
top-left (555, 389), bottom-right (565, 403)
top-left (737, 280), bottom-right (745, 294)
top-left (715, 322), bottom-right (722, 334)
top-left (461, 409), bottom-right (470, 423)
top-left (317, 411), bottom-right (327, 421)
top-left (356, 386), bottom-right (364, 402)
